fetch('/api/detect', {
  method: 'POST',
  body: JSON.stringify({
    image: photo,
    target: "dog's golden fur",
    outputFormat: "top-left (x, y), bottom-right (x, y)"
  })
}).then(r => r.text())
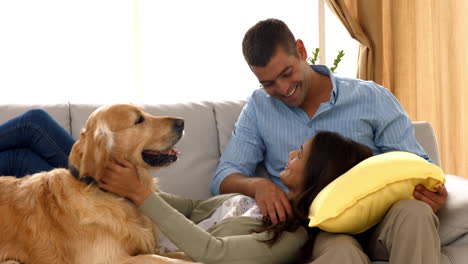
top-left (0, 104), bottom-right (191, 264)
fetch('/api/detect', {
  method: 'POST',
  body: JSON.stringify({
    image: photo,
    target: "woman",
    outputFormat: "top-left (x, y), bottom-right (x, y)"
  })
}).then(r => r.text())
top-left (0, 110), bottom-right (373, 263)
top-left (98, 131), bottom-right (373, 264)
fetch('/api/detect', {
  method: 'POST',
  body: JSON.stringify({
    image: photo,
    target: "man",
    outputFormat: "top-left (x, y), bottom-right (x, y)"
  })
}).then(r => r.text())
top-left (210, 18), bottom-right (447, 263)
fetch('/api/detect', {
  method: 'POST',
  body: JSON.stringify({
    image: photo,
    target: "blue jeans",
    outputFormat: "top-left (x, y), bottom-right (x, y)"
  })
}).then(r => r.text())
top-left (0, 109), bottom-right (76, 177)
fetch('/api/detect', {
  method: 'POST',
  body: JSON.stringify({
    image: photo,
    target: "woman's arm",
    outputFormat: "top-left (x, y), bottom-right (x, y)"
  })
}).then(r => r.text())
top-left (98, 159), bottom-right (198, 217)
top-left (97, 159), bottom-right (308, 263)
top-left (141, 192), bottom-right (308, 264)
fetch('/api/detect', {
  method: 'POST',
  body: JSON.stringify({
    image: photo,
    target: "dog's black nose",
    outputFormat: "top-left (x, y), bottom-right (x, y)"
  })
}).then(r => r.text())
top-left (173, 118), bottom-right (184, 132)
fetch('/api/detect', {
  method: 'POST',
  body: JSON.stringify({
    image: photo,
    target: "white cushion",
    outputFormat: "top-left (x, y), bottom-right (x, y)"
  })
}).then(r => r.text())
top-left (437, 174), bottom-right (468, 246)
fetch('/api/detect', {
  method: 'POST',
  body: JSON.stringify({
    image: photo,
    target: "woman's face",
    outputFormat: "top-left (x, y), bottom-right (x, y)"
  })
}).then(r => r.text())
top-left (280, 137), bottom-right (314, 199)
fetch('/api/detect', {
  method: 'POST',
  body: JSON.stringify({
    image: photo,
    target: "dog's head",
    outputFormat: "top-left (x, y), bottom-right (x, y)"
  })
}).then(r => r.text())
top-left (69, 104), bottom-right (184, 185)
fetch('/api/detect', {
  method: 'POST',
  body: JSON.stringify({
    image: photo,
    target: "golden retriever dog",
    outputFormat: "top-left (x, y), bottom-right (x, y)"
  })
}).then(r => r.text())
top-left (0, 104), bottom-right (193, 264)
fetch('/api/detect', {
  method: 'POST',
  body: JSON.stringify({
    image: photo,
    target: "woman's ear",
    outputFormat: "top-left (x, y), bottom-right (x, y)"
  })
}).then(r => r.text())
top-left (296, 39), bottom-right (308, 60)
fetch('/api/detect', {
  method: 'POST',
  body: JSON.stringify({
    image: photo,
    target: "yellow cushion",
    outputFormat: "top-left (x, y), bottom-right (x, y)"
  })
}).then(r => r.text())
top-left (308, 151), bottom-right (445, 234)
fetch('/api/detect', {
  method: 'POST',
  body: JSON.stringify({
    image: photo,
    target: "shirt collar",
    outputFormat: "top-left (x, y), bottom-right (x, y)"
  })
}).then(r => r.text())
top-left (260, 64), bottom-right (338, 106)
top-left (310, 64), bottom-right (338, 105)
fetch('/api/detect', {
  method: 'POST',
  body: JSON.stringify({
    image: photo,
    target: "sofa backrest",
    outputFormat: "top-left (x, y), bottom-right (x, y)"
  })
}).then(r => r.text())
top-left (68, 102), bottom-right (220, 200)
top-left (0, 103), bottom-right (71, 133)
top-left (413, 121), bottom-right (442, 167)
top-left (212, 100), bottom-right (246, 154)
top-left (0, 102), bottom-right (442, 200)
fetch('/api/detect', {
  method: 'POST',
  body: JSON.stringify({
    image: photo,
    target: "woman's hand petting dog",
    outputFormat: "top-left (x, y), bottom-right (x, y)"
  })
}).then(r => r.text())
top-left (98, 158), bottom-right (152, 206)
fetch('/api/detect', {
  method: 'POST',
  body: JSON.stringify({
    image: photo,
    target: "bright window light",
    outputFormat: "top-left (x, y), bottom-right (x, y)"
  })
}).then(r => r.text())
top-left (0, 0), bottom-right (135, 104)
top-left (0, 0), bottom-right (357, 104)
top-left (324, 4), bottom-right (359, 78)
top-left (138, 0), bottom-right (318, 104)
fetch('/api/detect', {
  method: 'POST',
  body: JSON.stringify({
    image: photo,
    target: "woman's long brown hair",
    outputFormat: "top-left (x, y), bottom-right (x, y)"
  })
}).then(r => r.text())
top-left (255, 131), bottom-right (373, 262)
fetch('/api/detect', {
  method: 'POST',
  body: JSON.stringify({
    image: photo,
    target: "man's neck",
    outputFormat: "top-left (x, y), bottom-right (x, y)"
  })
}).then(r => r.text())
top-left (300, 68), bottom-right (332, 118)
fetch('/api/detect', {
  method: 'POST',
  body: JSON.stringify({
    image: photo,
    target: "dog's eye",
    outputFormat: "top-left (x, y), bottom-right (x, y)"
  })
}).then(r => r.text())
top-left (135, 115), bottom-right (145, 125)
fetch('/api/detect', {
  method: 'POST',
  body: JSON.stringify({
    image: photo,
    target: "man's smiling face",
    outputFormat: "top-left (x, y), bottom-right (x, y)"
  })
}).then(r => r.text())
top-left (251, 45), bottom-right (309, 107)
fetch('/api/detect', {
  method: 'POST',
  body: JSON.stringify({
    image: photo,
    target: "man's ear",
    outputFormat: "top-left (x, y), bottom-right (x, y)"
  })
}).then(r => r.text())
top-left (296, 39), bottom-right (308, 60)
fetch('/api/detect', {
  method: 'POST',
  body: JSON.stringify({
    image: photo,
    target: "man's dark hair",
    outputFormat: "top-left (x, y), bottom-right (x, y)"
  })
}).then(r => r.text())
top-left (242, 18), bottom-right (298, 67)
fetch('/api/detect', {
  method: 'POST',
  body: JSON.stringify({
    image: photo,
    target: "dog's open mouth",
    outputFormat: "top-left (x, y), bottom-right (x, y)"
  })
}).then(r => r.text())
top-left (142, 148), bottom-right (181, 167)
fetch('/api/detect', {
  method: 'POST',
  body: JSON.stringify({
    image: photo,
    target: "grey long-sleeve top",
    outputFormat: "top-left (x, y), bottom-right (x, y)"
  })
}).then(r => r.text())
top-left (139, 192), bottom-right (308, 264)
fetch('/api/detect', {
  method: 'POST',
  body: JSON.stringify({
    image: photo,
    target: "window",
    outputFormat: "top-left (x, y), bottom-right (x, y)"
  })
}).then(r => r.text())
top-left (0, 0), bottom-right (358, 104)
top-left (323, 1), bottom-right (359, 78)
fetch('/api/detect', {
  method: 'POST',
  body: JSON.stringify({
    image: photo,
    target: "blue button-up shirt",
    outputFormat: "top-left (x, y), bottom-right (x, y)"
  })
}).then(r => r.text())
top-left (210, 65), bottom-right (430, 195)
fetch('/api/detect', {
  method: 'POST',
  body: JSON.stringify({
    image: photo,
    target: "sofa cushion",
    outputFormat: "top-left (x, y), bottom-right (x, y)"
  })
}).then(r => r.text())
top-left (69, 102), bottom-right (220, 200)
top-left (441, 245), bottom-right (468, 263)
top-left (69, 103), bottom-right (101, 139)
top-left (0, 103), bottom-right (71, 134)
top-left (308, 151), bottom-right (445, 234)
top-left (437, 174), bottom-right (468, 246)
top-left (413, 121), bottom-right (442, 167)
top-left (213, 100), bottom-right (246, 154)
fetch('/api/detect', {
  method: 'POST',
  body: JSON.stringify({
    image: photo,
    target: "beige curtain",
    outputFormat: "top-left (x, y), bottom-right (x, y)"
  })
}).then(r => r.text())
top-left (324, 0), bottom-right (374, 80)
top-left (326, 0), bottom-right (468, 178)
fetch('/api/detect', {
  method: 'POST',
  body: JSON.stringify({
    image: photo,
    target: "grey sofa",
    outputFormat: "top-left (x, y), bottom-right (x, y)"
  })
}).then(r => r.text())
top-left (1, 101), bottom-right (467, 264)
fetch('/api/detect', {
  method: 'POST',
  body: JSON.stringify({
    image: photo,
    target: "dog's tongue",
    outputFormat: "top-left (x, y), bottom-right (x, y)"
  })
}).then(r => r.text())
top-left (144, 148), bottom-right (180, 155)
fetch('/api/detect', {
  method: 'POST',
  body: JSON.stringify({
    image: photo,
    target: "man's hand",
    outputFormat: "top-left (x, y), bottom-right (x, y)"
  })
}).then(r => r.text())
top-left (413, 184), bottom-right (448, 212)
top-left (253, 178), bottom-right (293, 226)
top-left (98, 158), bottom-right (151, 206)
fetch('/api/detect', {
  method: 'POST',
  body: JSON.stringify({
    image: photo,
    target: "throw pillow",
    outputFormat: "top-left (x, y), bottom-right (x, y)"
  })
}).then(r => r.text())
top-left (308, 151), bottom-right (445, 234)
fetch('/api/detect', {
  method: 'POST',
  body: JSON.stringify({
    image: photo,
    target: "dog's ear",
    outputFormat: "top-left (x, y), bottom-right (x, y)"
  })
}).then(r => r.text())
top-left (70, 123), bottom-right (113, 181)
top-left (68, 129), bottom-right (85, 170)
